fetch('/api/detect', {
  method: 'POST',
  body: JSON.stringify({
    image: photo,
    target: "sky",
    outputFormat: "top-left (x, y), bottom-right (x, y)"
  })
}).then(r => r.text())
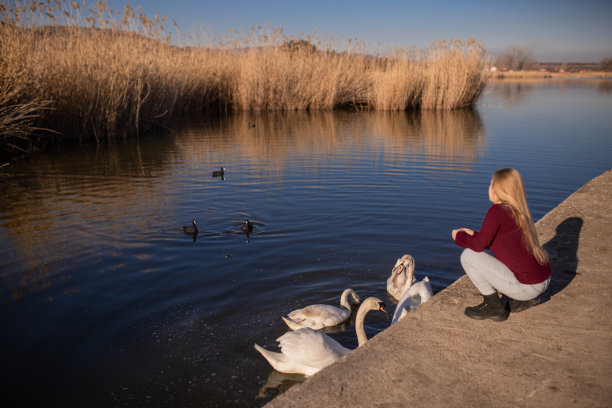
top-left (102, 0), bottom-right (612, 62)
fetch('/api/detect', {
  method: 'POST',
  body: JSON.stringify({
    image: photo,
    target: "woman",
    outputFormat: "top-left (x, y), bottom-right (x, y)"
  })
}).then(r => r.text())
top-left (452, 168), bottom-right (551, 322)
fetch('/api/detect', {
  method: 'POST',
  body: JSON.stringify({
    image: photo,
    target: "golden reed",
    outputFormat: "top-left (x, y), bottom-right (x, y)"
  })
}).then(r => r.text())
top-left (0, 0), bottom-right (487, 152)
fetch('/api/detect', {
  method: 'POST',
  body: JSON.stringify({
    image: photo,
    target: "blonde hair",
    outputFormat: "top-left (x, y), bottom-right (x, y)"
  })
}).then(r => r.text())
top-left (491, 168), bottom-right (548, 264)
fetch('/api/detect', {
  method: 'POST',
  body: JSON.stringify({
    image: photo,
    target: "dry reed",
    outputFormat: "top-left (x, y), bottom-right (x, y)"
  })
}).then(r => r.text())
top-left (0, 0), bottom-right (488, 152)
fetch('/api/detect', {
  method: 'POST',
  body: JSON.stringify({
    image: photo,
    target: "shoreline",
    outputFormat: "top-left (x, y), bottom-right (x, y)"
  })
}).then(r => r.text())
top-left (487, 70), bottom-right (611, 81)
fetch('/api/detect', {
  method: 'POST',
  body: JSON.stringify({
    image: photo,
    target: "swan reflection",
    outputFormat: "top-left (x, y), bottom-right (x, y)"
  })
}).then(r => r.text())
top-left (256, 370), bottom-right (306, 400)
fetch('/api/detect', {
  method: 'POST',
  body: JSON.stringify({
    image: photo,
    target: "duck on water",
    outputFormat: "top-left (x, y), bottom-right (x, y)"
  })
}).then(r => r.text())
top-left (242, 220), bottom-right (254, 232)
top-left (183, 220), bottom-right (198, 242)
top-left (212, 167), bottom-right (225, 178)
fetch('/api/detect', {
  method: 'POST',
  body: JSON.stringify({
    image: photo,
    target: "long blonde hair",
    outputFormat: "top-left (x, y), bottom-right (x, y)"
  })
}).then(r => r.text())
top-left (491, 168), bottom-right (548, 264)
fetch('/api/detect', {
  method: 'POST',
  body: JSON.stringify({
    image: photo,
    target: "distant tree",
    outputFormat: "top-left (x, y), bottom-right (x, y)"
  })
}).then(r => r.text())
top-left (495, 45), bottom-right (538, 71)
top-left (601, 57), bottom-right (612, 71)
top-left (281, 39), bottom-right (318, 54)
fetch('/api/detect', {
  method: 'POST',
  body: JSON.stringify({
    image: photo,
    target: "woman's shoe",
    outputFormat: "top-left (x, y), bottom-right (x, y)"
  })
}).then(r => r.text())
top-left (465, 291), bottom-right (509, 322)
top-left (509, 298), bottom-right (540, 313)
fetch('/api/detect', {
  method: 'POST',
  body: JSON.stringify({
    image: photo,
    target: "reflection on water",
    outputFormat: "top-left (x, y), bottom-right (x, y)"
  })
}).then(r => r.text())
top-left (0, 109), bottom-right (485, 407)
top-left (174, 109), bottom-right (485, 168)
top-left (0, 109), bottom-right (485, 303)
top-left (256, 370), bottom-right (307, 401)
top-left (486, 81), bottom-right (535, 108)
top-left (1, 81), bottom-right (611, 407)
top-left (598, 80), bottom-right (612, 94)
top-left (486, 78), bottom-right (612, 108)
top-left (0, 138), bottom-right (179, 300)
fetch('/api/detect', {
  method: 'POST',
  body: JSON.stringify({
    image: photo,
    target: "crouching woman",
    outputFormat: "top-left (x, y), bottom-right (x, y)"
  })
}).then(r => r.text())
top-left (452, 168), bottom-right (551, 322)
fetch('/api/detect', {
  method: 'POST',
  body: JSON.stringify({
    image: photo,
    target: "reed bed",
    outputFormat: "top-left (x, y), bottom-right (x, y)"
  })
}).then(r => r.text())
top-left (0, 0), bottom-right (488, 152)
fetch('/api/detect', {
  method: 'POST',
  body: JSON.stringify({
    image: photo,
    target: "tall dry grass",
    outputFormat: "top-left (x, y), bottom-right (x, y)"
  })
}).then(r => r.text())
top-left (0, 0), bottom-right (488, 153)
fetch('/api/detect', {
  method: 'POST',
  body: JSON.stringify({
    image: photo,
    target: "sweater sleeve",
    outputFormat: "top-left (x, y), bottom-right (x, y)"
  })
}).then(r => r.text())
top-left (455, 205), bottom-right (504, 252)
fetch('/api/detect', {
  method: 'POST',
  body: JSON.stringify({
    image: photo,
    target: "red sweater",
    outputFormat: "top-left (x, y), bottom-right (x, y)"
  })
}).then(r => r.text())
top-left (455, 204), bottom-right (551, 284)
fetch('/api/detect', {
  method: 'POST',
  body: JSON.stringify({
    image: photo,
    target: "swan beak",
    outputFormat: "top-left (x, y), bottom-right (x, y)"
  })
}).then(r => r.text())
top-left (378, 302), bottom-right (388, 314)
top-left (392, 265), bottom-right (405, 275)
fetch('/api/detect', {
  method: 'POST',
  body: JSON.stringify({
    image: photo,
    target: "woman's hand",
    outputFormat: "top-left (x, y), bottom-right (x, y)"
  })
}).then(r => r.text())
top-left (451, 229), bottom-right (460, 240)
top-left (460, 228), bottom-right (474, 236)
top-left (452, 228), bottom-right (474, 240)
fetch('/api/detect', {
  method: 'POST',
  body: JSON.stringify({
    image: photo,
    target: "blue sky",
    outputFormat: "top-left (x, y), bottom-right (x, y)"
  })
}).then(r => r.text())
top-left (105, 0), bottom-right (612, 62)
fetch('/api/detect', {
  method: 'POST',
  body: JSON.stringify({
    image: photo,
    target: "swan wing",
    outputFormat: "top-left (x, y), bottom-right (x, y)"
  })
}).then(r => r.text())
top-left (392, 291), bottom-right (418, 324)
top-left (387, 274), bottom-right (404, 298)
top-left (281, 316), bottom-right (305, 331)
top-left (287, 304), bottom-right (350, 329)
top-left (403, 281), bottom-right (422, 298)
top-left (277, 328), bottom-right (349, 372)
top-left (419, 276), bottom-right (433, 302)
top-left (392, 277), bottom-right (434, 324)
top-left (255, 343), bottom-right (321, 376)
top-left (401, 277), bottom-right (433, 300)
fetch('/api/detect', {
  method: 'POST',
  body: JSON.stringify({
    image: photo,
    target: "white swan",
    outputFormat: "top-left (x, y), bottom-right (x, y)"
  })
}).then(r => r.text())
top-left (281, 288), bottom-right (361, 330)
top-left (387, 254), bottom-right (416, 300)
top-left (254, 297), bottom-right (387, 376)
top-left (391, 276), bottom-right (433, 324)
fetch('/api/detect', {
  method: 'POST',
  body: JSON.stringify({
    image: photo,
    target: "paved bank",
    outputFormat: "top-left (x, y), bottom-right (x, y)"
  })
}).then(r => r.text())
top-left (265, 170), bottom-right (612, 408)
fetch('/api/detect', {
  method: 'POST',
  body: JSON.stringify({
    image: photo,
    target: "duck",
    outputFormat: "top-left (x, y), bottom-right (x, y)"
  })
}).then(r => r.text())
top-left (212, 166), bottom-right (225, 177)
top-left (386, 254), bottom-right (416, 300)
top-left (241, 220), bottom-right (254, 232)
top-left (391, 276), bottom-right (433, 324)
top-left (183, 219), bottom-right (198, 235)
top-left (254, 297), bottom-right (387, 376)
top-left (282, 288), bottom-right (361, 330)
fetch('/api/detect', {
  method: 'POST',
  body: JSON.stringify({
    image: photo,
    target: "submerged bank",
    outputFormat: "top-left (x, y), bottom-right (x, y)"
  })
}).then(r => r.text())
top-left (265, 169), bottom-right (612, 407)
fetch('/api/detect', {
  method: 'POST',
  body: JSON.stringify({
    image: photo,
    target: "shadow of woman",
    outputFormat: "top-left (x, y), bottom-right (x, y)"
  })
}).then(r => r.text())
top-left (540, 217), bottom-right (583, 301)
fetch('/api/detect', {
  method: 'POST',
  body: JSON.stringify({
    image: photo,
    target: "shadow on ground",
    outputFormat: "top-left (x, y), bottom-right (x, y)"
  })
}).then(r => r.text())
top-left (541, 216), bottom-right (583, 301)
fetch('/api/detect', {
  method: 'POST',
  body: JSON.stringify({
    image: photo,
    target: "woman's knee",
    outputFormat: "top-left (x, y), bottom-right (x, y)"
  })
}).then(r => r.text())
top-left (460, 248), bottom-right (477, 266)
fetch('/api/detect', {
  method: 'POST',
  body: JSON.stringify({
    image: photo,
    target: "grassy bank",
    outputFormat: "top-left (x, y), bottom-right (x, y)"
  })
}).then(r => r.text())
top-left (0, 0), bottom-right (487, 153)
top-left (488, 70), bottom-right (610, 80)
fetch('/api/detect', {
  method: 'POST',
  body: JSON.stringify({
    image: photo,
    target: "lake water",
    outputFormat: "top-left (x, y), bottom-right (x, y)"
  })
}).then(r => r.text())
top-left (1, 79), bottom-right (611, 407)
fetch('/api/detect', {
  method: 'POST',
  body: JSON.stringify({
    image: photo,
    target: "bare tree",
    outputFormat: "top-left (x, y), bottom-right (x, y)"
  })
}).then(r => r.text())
top-left (601, 57), bottom-right (612, 71)
top-left (495, 45), bottom-right (538, 71)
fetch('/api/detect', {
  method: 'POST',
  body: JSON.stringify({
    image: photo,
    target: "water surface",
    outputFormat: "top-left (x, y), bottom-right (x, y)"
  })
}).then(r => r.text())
top-left (1, 79), bottom-right (611, 407)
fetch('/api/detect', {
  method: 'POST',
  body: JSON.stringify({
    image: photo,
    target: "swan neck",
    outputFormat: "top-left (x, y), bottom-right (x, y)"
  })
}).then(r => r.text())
top-left (406, 265), bottom-right (415, 288)
top-left (340, 289), bottom-right (352, 309)
top-left (355, 302), bottom-right (372, 346)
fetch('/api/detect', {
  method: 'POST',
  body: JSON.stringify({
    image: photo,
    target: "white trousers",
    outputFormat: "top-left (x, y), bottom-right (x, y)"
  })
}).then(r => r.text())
top-left (460, 248), bottom-right (550, 300)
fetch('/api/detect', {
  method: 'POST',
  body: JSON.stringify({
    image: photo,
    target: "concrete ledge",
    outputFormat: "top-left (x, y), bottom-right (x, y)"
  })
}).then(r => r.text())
top-left (265, 170), bottom-right (612, 408)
